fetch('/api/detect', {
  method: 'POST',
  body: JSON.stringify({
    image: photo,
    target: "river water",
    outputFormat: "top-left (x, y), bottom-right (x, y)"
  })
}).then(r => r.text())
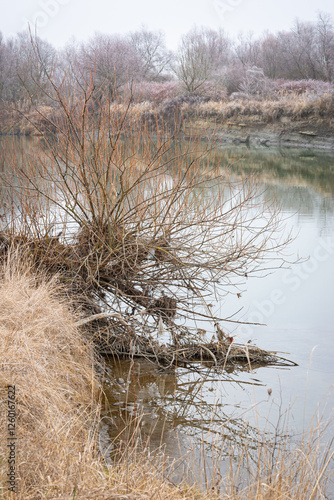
top-left (1, 138), bottom-right (333, 487)
top-left (102, 145), bottom-right (334, 486)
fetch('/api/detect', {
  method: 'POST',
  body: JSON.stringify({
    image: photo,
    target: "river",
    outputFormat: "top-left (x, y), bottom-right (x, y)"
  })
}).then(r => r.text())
top-left (101, 144), bottom-right (334, 487)
top-left (1, 137), bottom-right (333, 489)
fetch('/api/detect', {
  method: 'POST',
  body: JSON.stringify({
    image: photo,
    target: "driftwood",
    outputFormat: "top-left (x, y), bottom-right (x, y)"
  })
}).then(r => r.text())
top-left (87, 323), bottom-right (297, 370)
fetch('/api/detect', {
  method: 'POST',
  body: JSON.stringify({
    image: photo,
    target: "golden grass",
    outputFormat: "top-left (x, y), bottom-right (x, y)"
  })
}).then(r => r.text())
top-left (191, 92), bottom-right (334, 122)
top-left (0, 255), bottom-right (212, 499)
top-left (0, 254), bottom-right (101, 498)
top-left (0, 254), bottom-right (332, 499)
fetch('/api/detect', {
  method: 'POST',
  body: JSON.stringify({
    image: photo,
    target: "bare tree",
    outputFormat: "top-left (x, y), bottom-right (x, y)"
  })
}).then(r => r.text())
top-left (234, 32), bottom-right (261, 68)
top-left (172, 27), bottom-right (231, 94)
top-left (257, 34), bottom-right (282, 79)
top-left (316, 12), bottom-right (334, 81)
top-left (10, 31), bottom-right (55, 104)
top-left (77, 33), bottom-right (143, 98)
top-left (129, 26), bottom-right (172, 81)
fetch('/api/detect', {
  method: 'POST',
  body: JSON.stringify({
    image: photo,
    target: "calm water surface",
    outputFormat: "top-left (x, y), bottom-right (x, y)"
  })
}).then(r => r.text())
top-left (1, 138), bottom-right (333, 486)
top-left (102, 145), bottom-right (334, 485)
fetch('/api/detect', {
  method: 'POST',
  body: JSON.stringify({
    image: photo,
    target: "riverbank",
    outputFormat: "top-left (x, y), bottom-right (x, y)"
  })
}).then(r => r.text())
top-left (0, 256), bottom-right (332, 499)
top-left (182, 93), bottom-right (334, 150)
top-left (2, 92), bottom-right (334, 151)
top-left (189, 115), bottom-right (334, 150)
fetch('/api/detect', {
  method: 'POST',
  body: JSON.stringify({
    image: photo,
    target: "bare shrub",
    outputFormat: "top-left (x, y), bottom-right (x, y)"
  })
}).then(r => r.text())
top-left (0, 37), bottom-right (293, 368)
top-left (239, 66), bottom-right (276, 99)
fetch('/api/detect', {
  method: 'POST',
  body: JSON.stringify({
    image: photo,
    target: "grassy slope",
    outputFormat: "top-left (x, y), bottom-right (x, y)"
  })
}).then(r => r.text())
top-left (0, 255), bottom-right (332, 499)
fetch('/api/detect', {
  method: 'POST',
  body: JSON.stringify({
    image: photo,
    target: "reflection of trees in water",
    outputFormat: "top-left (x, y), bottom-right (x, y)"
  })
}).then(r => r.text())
top-left (214, 145), bottom-right (334, 228)
top-left (218, 145), bottom-right (334, 199)
top-left (263, 184), bottom-right (334, 231)
top-left (2, 137), bottom-right (334, 221)
top-left (103, 359), bottom-right (268, 459)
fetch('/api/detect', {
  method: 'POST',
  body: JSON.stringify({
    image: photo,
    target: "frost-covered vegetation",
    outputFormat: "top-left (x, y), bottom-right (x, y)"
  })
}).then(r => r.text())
top-left (0, 12), bottom-right (334, 120)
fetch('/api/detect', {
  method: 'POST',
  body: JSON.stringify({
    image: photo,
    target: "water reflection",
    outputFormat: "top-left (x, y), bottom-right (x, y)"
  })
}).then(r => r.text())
top-left (219, 145), bottom-right (334, 198)
top-left (103, 358), bottom-right (274, 456)
top-left (100, 144), bottom-right (334, 487)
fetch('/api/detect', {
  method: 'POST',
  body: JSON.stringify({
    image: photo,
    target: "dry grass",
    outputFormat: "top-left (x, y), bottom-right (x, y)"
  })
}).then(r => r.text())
top-left (190, 91), bottom-right (334, 123)
top-left (219, 418), bottom-right (334, 499)
top-left (106, 91), bottom-right (334, 127)
top-left (0, 253), bottom-right (101, 498)
top-left (0, 255), bottom-right (332, 499)
top-left (0, 255), bottom-right (213, 499)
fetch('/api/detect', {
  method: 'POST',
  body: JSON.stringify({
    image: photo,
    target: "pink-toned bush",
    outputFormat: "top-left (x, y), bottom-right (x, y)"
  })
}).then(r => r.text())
top-left (274, 79), bottom-right (334, 96)
top-left (191, 81), bottom-right (227, 101)
top-left (221, 64), bottom-right (246, 95)
top-left (131, 81), bottom-right (182, 104)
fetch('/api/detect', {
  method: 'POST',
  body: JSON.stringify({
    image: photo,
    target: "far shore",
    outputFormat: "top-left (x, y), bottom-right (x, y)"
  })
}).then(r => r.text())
top-left (1, 95), bottom-right (334, 151)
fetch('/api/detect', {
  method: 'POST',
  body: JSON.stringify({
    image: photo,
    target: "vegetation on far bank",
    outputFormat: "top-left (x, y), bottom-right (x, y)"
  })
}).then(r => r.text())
top-left (3, 81), bottom-right (334, 140)
top-left (1, 12), bottom-right (334, 135)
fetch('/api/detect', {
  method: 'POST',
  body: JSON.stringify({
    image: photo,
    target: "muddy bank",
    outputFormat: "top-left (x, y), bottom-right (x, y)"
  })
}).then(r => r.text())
top-left (1, 103), bottom-right (334, 151)
top-left (186, 117), bottom-right (334, 151)
top-left (1, 105), bottom-right (333, 152)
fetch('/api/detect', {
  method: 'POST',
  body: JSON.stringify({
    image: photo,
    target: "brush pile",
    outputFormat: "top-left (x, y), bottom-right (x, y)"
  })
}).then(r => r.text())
top-left (0, 230), bottom-right (295, 370)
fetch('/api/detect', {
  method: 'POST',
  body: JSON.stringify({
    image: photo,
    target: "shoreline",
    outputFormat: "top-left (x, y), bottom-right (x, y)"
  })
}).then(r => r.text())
top-left (184, 116), bottom-right (334, 151)
top-left (2, 109), bottom-right (334, 152)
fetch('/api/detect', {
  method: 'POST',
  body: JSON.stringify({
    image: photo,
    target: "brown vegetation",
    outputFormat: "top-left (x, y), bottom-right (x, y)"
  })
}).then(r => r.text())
top-left (0, 258), bottom-right (332, 498)
top-left (0, 48), bottom-right (295, 369)
top-left (0, 256), bottom-right (209, 499)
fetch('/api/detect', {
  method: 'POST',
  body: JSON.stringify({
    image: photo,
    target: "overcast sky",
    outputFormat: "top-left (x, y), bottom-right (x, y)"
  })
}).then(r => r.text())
top-left (2, 0), bottom-right (334, 49)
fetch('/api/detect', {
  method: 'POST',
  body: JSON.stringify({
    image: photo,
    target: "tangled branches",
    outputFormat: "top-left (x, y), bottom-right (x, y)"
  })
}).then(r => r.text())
top-left (0, 46), bottom-right (292, 367)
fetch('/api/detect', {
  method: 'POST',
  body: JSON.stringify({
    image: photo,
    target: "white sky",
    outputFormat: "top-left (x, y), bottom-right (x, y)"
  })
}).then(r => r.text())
top-left (2, 0), bottom-right (334, 49)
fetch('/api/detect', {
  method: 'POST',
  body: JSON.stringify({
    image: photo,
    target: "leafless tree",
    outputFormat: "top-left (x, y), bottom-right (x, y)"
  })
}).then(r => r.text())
top-left (172, 27), bottom-right (231, 94)
top-left (76, 33), bottom-right (143, 98)
top-left (316, 12), bottom-right (334, 81)
top-left (234, 32), bottom-right (261, 68)
top-left (129, 26), bottom-right (172, 81)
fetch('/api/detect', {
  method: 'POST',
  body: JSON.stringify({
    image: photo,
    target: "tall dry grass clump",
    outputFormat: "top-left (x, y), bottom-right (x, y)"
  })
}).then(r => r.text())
top-left (220, 417), bottom-right (334, 499)
top-left (0, 254), bottom-right (102, 498)
top-left (0, 255), bottom-right (217, 499)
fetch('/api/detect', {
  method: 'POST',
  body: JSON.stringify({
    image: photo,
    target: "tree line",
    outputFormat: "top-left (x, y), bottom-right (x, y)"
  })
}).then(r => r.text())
top-left (0, 11), bottom-right (333, 107)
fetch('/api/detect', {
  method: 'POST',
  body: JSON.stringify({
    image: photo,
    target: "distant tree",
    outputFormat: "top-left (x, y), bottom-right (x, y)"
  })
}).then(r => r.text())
top-left (235, 14), bottom-right (334, 83)
top-left (129, 27), bottom-right (172, 81)
top-left (0, 32), bottom-right (7, 100)
top-left (172, 27), bottom-right (231, 94)
top-left (257, 34), bottom-right (282, 79)
top-left (0, 31), bottom-right (55, 105)
top-left (234, 32), bottom-right (261, 68)
top-left (77, 33), bottom-right (143, 98)
top-left (315, 12), bottom-right (334, 81)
